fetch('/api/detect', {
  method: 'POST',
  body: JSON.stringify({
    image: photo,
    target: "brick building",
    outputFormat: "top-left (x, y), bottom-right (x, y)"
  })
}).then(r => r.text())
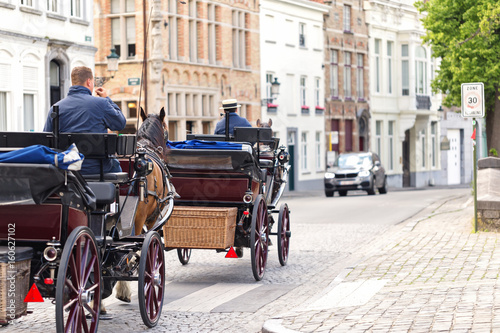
top-left (323, 0), bottom-right (370, 165)
top-left (94, 0), bottom-right (260, 140)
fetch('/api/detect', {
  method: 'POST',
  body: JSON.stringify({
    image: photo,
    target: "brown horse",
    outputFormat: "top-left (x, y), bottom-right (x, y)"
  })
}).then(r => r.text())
top-left (115, 107), bottom-right (173, 303)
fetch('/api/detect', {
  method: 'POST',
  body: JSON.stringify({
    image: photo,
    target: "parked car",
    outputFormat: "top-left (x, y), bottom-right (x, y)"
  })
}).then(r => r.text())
top-left (324, 152), bottom-right (387, 197)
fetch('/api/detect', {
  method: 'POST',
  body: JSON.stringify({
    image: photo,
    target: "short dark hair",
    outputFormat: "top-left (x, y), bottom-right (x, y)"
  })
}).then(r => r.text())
top-left (71, 66), bottom-right (93, 86)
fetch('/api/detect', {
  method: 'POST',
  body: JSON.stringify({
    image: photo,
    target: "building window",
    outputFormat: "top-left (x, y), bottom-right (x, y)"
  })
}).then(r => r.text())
top-left (375, 120), bottom-right (382, 157)
top-left (169, 121), bottom-right (178, 141)
top-left (300, 76), bottom-right (307, 107)
top-left (316, 131), bottom-right (321, 170)
top-left (315, 77), bottom-right (320, 107)
top-left (402, 44), bottom-right (409, 96)
top-left (21, 0), bottom-right (33, 7)
top-left (356, 53), bottom-right (364, 100)
top-left (431, 122), bottom-right (437, 167)
top-left (299, 23), bottom-right (306, 47)
top-left (0, 92), bottom-right (6, 131)
top-left (387, 41), bottom-right (393, 94)
top-left (343, 5), bottom-right (351, 32)
top-left (344, 51), bottom-right (351, 99)
top-left (207, 4), bottom-right (216, 64)
top-left (266, 73), bottom-right (273, 101)
top-left (168, 0), bottom-right (178, 60)
top-left (374, 39), bottom-right (381, 93)
top-left (301, 132), bottom-right (308, 171)
top-left (415, 46), bottom-right (427, 95)
top-left (330, 50), bottom-right (339, 98)
top-left (110, 0), bottom-right (136, 59)
top-left (189, 0), bottom-right (197, 63)
top-left (71, 0), bottom-right (83, 18)
top-left (23, 94), bottom-right (34, 132)
top-left (421, 129), bottom-right (426, 167)
top-left (388, 121), bottom-right (394, 171)
top-left (232, 10), bottom-right (246, 68)
top-left (47, 0), bottom-right (57, 12)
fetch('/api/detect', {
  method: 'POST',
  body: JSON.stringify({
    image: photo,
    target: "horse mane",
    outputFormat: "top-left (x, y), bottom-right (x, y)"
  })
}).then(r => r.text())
top-left (137, 114), bottom-right (166, 151)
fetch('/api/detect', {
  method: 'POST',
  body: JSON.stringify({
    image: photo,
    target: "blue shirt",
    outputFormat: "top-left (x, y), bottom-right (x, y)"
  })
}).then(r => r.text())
top-left (214, 112), bottom-right (251, 135)
top-left (43, 85), bottom-right (126, 174)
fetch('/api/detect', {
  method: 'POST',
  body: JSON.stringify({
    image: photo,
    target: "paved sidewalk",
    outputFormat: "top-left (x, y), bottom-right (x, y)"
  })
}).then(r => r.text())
top-left (263, 190), bottom-right (500, 332)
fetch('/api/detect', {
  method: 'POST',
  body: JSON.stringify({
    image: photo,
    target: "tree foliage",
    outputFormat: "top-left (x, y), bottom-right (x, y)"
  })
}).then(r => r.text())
top-left (415, 0), bottom-right (500, 110)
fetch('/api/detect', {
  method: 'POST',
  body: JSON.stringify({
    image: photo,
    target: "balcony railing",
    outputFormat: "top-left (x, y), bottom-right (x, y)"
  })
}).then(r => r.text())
top-left (416, 95), bottom-right (431, 110)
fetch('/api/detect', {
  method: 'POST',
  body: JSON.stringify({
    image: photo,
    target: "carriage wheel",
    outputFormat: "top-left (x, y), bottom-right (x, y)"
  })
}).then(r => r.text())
top-left (277, 203), bottom-right (290, 266)
top-left (138, 231), bottom-right (165, 328)
top-left (177, 248), bottom-right (192, 265)
top-left (56, 226), bottom-right (101, 333)
top-left (250, 194), bottom-right (269, 281)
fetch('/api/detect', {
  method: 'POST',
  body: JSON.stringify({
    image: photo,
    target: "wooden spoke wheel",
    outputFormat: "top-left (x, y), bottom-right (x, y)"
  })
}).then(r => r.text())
top-left (177, 248), bottom-right (192, 265)
top-left (277, 203), bottom-right (290, 266)
top-left (250, 194), bottom-right (269, 281)
top-left (56, 226), bottom-right (101, 333)
top-left (138, 231), bottom-right (165, 328)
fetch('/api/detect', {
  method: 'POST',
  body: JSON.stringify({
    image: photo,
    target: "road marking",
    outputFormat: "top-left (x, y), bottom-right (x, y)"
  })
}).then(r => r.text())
top-left (307, 279), bottom-right (388, 310)
top-left (165, 283), bottom-right (261, 312)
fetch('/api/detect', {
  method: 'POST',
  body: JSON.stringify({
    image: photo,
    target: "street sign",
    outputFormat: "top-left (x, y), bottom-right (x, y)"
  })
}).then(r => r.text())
top-left (128, 78), bottom-right (140, 86)
top-left (461, 82), bottom-right (484, 118)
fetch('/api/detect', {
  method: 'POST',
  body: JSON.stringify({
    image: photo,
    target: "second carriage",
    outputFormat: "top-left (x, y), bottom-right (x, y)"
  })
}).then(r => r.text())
top-left (164, 126), bottom-right (291, 281)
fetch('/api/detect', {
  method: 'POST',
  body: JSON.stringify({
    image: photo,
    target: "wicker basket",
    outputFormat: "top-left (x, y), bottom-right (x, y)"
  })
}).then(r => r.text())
top-left (0, 247), bottom-right (32, 324)
top-left (164, 206), bottom-right (237, 250)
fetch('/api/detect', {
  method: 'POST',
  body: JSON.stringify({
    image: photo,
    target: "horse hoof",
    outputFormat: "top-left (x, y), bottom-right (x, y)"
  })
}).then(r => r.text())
top-left (116, 296), bottom-right (131, 303)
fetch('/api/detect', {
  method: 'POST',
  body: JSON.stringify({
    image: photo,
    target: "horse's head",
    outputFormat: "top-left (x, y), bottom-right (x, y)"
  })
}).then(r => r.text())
top-left (256, 118), bottom-right (272, 128)
top-left (138, 107), bottom-right (168, 149)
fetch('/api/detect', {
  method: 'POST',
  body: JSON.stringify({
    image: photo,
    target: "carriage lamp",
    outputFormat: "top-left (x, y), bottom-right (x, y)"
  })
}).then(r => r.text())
top-left (277, 148), bottom-right (289, 164)
top-left (243, 191), bottom-right (253, 204)
top-left (95, 48), bottom-right (120, 87)
top-left (43, 246), bottom-right (58, 262)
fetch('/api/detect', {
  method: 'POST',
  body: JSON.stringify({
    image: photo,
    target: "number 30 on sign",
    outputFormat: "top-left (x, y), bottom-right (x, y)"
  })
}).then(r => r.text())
top-left (461, 82), bottom-right (485, 118)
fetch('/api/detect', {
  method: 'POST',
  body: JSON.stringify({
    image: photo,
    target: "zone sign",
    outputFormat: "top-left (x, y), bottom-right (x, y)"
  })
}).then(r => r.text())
top-left (461, 82), bottom-right (485, 118)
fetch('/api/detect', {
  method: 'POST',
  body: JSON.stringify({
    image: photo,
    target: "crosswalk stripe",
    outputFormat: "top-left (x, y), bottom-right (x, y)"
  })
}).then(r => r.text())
top-left (164, 283), bottom-right (261, 312)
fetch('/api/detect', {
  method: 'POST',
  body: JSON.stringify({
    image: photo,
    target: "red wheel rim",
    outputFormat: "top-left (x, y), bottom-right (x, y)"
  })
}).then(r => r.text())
top-left (252, 197), bottom-right (269, 279)
top-left (143, 236), bottom-right (164, 322)
top-left (62, 233), bottom-right (100, 332)
top-left (279, 205), bottom-right (290, 265)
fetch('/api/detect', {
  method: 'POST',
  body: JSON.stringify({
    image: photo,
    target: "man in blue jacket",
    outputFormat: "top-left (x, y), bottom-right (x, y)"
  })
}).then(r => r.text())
top-left (43, 66), bottom-right (126, 175)
top-left (214, 99), bottom-right (252, 135)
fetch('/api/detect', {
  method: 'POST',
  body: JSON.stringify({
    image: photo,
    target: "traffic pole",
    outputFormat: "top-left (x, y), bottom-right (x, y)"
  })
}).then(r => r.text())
top-left (473, 118), bottom-right (477, 233)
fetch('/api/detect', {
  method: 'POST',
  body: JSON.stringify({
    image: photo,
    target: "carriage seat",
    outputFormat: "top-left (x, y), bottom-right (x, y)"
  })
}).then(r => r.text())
top-left (83, 172), bottom-right (129, 184)
top-left (87, 182), bottom-right (116, 205)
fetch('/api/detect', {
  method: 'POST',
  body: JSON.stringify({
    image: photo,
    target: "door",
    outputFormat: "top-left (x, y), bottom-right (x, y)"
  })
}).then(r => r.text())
top-left (50, 60), bottom-right (61, 106)
top-left (447, 129), bottom-right (461, 185)
top-left (287, 131), bottom-right (296, 191)
top-left (402, 130), bottom-right (410, 187)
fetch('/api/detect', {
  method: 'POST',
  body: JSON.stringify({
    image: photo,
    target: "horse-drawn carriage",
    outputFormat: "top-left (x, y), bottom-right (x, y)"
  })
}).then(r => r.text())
top-left (165, 126), bottom-right (291, 281)
top-left (0, 105), bottom-right (291, 332)
top-left (0, 107), bottom-right (173, 331)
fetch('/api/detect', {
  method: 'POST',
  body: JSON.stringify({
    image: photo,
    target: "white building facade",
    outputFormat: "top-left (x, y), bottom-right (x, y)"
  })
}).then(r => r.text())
top-left (365, 0), bottom-right (443, 188)
top-left (260, 0), bottom-right (329, 191)
top-left (0, 0), bottom-right (96, 132)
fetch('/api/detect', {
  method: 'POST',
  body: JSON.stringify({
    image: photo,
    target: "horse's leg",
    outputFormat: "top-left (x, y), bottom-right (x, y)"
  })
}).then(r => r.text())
top-left (134, 202), bottom-right (147, 235)
top-left (115, 281), bottom-right (131, 303)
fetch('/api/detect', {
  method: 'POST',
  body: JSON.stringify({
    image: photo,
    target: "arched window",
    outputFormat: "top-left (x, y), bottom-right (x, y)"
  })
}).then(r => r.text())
top-left (415, 46), bottom-right (427, 95)
top-left (49, 60), bottom-right (61, 106)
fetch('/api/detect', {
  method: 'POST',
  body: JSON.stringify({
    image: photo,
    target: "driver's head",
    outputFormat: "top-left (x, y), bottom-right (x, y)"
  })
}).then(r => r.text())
top-left (71, 66), bottom-right (93, 87)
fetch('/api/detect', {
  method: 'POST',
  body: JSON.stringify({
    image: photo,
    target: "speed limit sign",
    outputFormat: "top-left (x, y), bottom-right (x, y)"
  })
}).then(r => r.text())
top-left (461, 82), bottom-right (484, 118)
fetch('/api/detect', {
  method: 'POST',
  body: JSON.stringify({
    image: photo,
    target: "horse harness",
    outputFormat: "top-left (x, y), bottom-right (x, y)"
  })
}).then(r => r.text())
top-left (137, 140), bottom-right (171, 225)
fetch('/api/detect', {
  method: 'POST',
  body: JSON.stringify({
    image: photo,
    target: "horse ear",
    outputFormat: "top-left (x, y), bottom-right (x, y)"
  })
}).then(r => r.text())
top-left (256, 119), bottom-right (261, 127)
top-left (159, 107), bottom-right (165, 122)
top-left (140, 107), bottom-right (147, 121)
top-left (268, 118), bottom-right (272, 127)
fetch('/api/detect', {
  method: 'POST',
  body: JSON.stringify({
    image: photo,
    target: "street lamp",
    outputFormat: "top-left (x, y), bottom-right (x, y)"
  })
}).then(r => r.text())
top-left (95, 48), bottom-right (119, 87)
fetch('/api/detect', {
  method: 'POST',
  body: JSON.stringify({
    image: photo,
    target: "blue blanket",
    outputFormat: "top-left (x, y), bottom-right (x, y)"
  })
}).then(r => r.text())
top-left (167, 140), bottom-right (243, 150)
top-left (0, 144), bottom-right (84, 171)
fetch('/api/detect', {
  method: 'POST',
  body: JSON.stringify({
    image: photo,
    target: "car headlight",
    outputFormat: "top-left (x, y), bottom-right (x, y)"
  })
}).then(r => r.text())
top-left (358, 170), bottom-right (370, 177)
top-left (325, 172), bottom-right (336, 179)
